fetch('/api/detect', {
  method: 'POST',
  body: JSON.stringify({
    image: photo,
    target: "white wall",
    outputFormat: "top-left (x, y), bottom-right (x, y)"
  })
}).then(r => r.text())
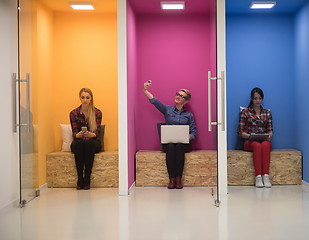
top-left (0, 0), bottom-right (19, 210)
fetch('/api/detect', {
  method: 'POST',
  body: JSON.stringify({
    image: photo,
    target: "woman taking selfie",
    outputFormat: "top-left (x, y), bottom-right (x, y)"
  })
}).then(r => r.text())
top-left (143, 81), bottom-right (197, 189)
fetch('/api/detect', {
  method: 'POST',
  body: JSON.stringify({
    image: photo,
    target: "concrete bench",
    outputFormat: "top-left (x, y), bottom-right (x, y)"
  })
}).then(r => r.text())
top-left (46, 151), bottom-right (118, 188)
top-left (136, 149), bottom-right (302, 187)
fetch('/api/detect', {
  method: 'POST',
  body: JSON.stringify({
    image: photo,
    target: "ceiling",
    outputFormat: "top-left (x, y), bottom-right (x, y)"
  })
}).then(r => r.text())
top-left (128, 0), bottom-right (212, 14)
top-left (37, 0), bottom-right (117, 13)
top-left (226, 0), bottom-right (309, 14)
top-left (36, 0), bottom-right (309, 14)
top-left (129, 0), bottom-right (309, 14)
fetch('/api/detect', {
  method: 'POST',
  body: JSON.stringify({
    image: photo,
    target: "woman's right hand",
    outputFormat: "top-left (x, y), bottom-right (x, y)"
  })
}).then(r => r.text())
top-left (76, 131), bottom-right (85, 138)
top-left (241, 132), bottom-right (251, 140)
top-left (143, 81), bottom-right (154, 99)
top-left (143, 81), bottom-right (152, 91)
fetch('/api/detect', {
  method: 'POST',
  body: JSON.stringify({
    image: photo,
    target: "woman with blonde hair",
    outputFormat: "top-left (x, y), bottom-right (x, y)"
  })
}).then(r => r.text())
top-left (70, 88), bottom-right (102, 190)
top-left (143, 81), bottom-right (197, 189)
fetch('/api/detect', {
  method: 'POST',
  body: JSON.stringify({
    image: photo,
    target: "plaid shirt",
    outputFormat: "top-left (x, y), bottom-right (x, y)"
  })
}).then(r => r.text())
top-left (70, 105), bottom-right (102, 139)
top-left (238, 107), bottom-right (273, 135)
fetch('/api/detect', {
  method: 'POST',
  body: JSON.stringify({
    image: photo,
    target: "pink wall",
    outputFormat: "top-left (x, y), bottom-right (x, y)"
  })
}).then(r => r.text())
top-left (127, 3), bottom-right (137, 188)
top-left (135, 13), bottom-right (217, 150)
top-left (126, 8), bottom-right (218, 188)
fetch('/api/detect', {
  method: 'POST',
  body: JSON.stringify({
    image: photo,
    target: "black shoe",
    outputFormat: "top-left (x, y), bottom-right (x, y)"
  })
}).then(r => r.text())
top-left (84, 176), bottom-right (91, 187)
top-left (77, 178), bottom-right (84, 190)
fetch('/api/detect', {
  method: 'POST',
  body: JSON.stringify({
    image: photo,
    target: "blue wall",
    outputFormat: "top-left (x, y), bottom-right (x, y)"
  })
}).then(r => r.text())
top-left (295, 3), bottom-right (309, 182)
top-left (226, 14), bottom-right (296, 150)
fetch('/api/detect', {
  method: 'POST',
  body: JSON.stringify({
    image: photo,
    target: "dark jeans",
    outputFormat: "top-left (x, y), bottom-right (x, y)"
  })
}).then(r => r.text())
top-left (162, 143), bottom-right (192, 178)
top-left (71, 138), bottom-right (101, 186)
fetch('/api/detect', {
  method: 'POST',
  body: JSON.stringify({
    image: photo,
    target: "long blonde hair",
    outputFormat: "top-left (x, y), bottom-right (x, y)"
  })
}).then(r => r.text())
top-left (79, 88), bottom-right (97, 132)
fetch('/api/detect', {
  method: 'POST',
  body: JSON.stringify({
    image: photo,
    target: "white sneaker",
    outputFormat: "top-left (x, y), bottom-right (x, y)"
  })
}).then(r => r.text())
top-left (263, 174), bottom-right (272, 188)
top-left (255, 175), bottom-right (264, 188)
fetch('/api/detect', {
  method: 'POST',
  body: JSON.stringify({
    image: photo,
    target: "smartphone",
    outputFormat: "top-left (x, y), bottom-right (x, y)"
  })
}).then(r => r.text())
top-left (81, 126), bottom-right (87, 132)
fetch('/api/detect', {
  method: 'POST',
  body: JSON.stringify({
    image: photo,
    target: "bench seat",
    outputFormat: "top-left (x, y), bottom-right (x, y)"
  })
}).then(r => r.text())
top-left (228, 149), bottom-right (302, 185)
top-left (136, 150), bottom-right (217, 186)
top-left (136, 149), bottom-right (302, 186)
top-left (46, 151), bottom-right (118, 188)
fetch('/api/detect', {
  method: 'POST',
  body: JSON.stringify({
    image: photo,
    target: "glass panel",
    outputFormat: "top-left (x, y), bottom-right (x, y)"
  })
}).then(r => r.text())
top-left (18, 0), bottom-right (38, 207)
top-left (209, 0), bottom-right (219, 206)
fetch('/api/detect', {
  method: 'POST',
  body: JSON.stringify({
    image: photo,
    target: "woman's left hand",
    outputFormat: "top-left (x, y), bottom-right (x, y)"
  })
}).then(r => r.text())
top-left (84, 131), bottom-right (96, 138)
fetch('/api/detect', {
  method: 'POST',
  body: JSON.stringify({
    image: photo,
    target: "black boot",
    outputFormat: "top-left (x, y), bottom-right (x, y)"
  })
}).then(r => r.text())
top-left (175, 176), bottom-right (183, 189)
top-left (76, 178), bottom-right (84, 190)
top-left (168, 178), bottom-right (176, 189)
top-left (83, 176), bottom-right (91, 190)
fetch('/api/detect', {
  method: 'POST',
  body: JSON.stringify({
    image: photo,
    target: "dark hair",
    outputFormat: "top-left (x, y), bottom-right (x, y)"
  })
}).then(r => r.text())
top-left (248, 87), bottom-right (264, 108)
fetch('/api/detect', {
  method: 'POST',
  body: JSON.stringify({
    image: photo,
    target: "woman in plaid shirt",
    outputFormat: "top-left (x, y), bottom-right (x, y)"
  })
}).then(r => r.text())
top-left (70, 88), bottom-right (102, 190)
top-left (238, 88), bottom-right (273, 188)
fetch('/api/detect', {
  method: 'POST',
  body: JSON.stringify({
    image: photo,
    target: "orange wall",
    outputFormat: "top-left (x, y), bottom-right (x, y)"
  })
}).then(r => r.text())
top-left (33, 1), bottom-right (55, 186)
top-left (53, 12), bottom-right (118, 151)
top-left (32, 2), bottom-right (118, 185)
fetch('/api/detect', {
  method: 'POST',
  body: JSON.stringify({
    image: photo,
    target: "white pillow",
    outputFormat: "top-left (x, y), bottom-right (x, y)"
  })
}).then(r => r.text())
top-left (60, 124), bottom-right (73, 152)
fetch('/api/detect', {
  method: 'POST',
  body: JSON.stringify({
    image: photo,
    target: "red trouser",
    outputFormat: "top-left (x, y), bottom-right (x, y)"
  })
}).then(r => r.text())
top-left (244, 140), bottom-right (272, 176)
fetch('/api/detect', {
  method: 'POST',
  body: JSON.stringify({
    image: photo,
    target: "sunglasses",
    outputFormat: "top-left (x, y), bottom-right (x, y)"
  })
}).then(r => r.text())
top-left (176, 92), bottom-right (188, 100)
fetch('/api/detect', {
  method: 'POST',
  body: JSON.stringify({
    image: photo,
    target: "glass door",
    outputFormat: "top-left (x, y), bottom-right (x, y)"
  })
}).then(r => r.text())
top-left (18, 0), bottom-right (38, 207)
top-left (122, 0), bottom-right (227, 199)
top-left (209, 0), bottom-right (227, 207)
top-left (208, 0), bottom-right (219, 206)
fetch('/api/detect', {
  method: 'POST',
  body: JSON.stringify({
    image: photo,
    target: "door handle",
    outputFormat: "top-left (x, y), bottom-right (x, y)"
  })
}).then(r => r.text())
top-left (25, 73), bottom-right (31, 133)
top-left (208, 71), bottom-right (217, 132)
top-left (208, 71), bottom-right (225, 132)
top-left (16, 73), bottom-right (31, 133)
top-left (12, 73), bottom-right (17, 133)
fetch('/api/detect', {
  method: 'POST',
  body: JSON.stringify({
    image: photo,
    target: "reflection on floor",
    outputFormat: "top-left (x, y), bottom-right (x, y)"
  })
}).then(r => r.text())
top-left (1, 185), bottom-right (309, 240)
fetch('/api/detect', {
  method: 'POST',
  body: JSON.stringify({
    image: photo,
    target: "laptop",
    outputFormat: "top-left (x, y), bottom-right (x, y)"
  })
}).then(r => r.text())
top-left (248, 133), bottom-right (270, 141)
top-left (160, 125), bottom-right (190, 144)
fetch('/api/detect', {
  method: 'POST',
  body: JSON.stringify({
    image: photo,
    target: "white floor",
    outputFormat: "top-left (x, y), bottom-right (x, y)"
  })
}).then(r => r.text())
top-left (1, 185), bottom-right (309, 240)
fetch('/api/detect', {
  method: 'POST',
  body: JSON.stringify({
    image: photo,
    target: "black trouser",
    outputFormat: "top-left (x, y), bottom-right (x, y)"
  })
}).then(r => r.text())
top-left (162, 143), bottom-right (192, 179)
top-left (71, 139), bottom-right (101, 186)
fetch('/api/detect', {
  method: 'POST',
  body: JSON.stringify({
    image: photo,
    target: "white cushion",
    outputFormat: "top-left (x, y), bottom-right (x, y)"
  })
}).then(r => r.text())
top-left (60, 124), bottom-right (73, 152)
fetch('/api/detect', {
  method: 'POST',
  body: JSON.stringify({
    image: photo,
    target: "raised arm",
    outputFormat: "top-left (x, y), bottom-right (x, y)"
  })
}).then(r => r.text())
top-left (142, 80), bottom-right (167, 114)
top-left (142, 80), bottom-right (154, 100)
